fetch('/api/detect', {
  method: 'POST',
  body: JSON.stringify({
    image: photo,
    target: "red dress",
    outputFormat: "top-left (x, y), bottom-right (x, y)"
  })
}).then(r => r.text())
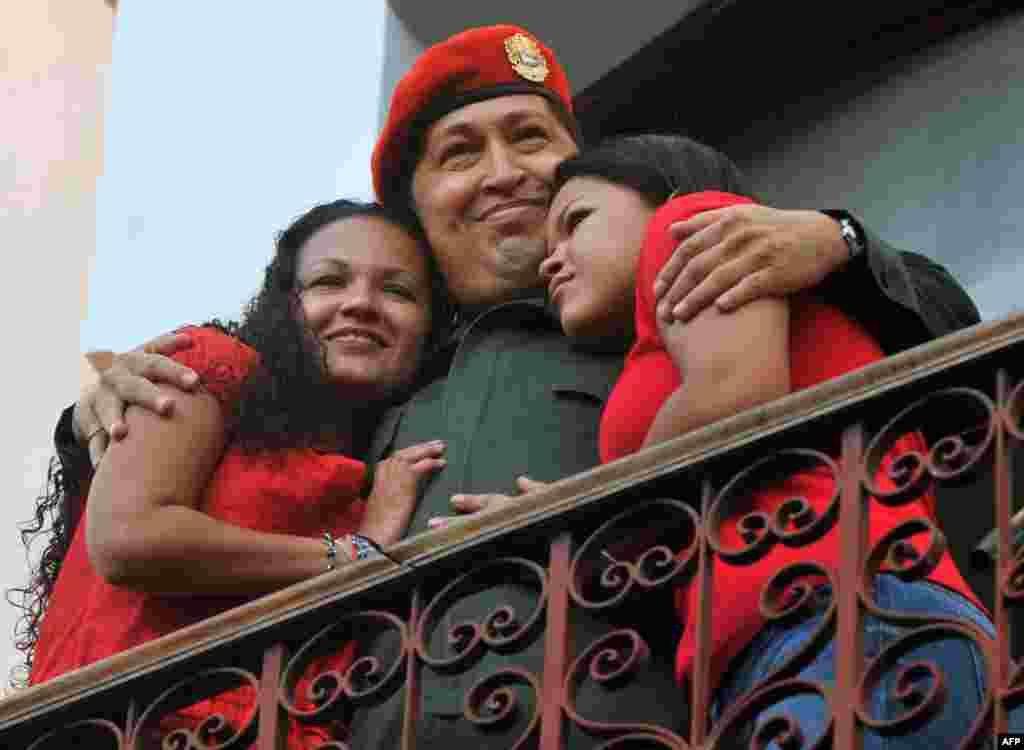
top-left (599, 192), bottom-right (983, 690)
top-left (31, 326), bottom-right (366, 745)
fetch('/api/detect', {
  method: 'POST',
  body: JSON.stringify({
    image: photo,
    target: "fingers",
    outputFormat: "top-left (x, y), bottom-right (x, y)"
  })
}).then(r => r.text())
top-left (714, 270), bottom-right (771, 312)
top-left (430, 476), bottom-right (549, 529)
top-left (77, 338), bottom-right (198, 448)
top-left (665, 249), bottom-right (756, 323)
top-left (428, 492), bottom-right (504, 529)
top-left (450, 492), bottom-right (505, 514)
top-left (657, 218), bottom-right (736, 322)
top-left (652, 211), bottom-right (722, 300)
top-left (396, 440), bottom-right (446, 460)
top-left (87, 378), bottom-right (127, 443)
top-left (139, 331), bottom-right (195, 358)
top-left (86, 424), bottom-right (109, 468)
top-left (73, 398), bottom-right (110, 467)
top-left (395, 440), bottom-right (447, 475)
top-left (93, 351), bottom-right (200, 430)
top-left (516, 475), bottom-right (550, 493)
top-left (98, 366), bottom-right (175, 424)
top-left (411, 456), bottom-right (447, 475)
top-left (117, 350), bottom-right (200, 391)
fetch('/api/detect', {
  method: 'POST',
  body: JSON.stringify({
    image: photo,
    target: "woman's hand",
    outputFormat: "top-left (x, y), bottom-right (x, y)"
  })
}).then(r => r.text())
top-left (361, 441), bottom-right (447, 545)
top-left (74, 332), bottom-right (200, 466)
top-left (427, 476), bottom-right (550, 529)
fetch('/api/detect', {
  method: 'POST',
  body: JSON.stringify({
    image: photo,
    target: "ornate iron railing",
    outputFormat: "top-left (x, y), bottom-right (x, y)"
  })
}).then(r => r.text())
top-left (3, 312), bottom-right (1024, 749)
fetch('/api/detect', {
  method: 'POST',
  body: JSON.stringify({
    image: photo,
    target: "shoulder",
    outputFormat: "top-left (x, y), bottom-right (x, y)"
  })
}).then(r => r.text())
top-left (170, 325), bottom-right (260, 406)
top-left (640, 192), bottom-right (757, 278)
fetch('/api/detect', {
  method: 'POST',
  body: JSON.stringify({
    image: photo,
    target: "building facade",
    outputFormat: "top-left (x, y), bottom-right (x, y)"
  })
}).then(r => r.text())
top-left (380, 2), bottom-right (1024, 321)
top-left (1, 0), bottom-right (116, 687)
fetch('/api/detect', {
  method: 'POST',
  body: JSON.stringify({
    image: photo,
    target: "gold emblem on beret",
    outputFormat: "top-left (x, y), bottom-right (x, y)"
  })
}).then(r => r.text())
top-left (504, 33), bottom-right (549, 83)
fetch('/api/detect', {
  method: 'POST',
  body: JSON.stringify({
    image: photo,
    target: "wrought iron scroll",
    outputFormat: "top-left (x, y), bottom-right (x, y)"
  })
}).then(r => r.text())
top-left (12, 368), bottom-right (1024, 750)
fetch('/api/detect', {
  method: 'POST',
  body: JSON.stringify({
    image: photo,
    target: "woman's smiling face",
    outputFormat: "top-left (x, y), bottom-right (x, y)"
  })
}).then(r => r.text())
top-left (296, 215), bottom-right (434, 400)
top-left (541, 176), bottom-right (654, 346)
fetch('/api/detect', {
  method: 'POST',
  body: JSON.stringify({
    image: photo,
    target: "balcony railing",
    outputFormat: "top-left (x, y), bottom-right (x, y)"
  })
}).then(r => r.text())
top-left (3, 312), bottom-right (1024, 749)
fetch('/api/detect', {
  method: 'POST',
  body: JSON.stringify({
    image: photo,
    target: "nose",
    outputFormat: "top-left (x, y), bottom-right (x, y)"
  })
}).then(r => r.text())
top-left (338, 279), bottom-right (378, 319)
top-left (480, 142), bottom-right (525, 193)
top-left (539, 243), bottom-right (565, 282)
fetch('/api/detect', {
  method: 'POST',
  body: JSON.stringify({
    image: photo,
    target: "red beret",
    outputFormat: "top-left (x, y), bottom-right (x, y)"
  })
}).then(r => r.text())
top-left (372, 25), bottom-right (575, 204)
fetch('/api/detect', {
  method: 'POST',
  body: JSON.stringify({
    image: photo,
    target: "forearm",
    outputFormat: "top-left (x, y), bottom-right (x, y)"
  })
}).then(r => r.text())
top-left (88, 503), bottom-right (345, 596)
top-left (816, 214), bottom-right (979, 351)
top-left (641, 369), bottom-right (788, 450)
top-left (644, 297), bottom-right (789, 450)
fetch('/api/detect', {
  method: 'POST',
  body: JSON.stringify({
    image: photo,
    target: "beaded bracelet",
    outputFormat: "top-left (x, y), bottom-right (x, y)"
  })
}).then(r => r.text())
top-left (350, 533), bottom-right (376, 561)
top-left (322, 531), bottom-right (340, 571)
top-left (322, 532), bottom-right (380, 571)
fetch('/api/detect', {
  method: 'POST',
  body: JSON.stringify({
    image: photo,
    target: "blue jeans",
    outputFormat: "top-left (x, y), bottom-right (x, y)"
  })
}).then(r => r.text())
top-left (712, 575), bottom-right (1016, 748)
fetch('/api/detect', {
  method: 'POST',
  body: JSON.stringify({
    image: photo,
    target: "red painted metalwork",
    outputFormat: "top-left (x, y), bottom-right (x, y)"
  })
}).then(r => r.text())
top-left (835, 424), bottom-right (866, 749)
top-left (257, 644), bottom-right (285, 750)
top-left (402, 589), bottom-right (422, 750)
top-left (9, 360), bottom-right (1024, 749)
top-left (540, 533), bottom-right (572, 749)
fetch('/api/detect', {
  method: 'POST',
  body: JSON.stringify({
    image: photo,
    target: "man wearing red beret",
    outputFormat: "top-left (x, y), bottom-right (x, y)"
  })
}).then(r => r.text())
top-left (56, 24), bottom-right (979, 748)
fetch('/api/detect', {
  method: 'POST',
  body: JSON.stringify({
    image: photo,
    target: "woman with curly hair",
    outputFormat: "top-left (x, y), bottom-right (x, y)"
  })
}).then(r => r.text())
top-left (15, 199), bottom-right (450, 743)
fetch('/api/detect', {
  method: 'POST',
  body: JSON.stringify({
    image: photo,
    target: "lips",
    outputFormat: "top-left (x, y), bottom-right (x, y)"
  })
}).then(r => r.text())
top-left (476, 198), bottom-right (548, 222)
top-left (547, 274), bottom-right (573, 305)
top-left (325, 327), bottom-right (388, 347)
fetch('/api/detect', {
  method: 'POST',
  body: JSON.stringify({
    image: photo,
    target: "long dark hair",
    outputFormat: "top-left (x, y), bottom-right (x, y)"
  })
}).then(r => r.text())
top-left (554, 133), bottom-right (757, 207)
top-left (9, 199), bottom-right (451, 687)
top-left (213, 199), bottom-right (450, 454)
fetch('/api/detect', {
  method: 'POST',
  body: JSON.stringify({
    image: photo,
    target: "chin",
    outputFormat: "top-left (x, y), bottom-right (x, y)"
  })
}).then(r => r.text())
top-left (561, 310), bottom-right (631, 354)
top-left (493, 235), bottom-right (547, 275)
top-left (327, 365), bottom-right (402, 401)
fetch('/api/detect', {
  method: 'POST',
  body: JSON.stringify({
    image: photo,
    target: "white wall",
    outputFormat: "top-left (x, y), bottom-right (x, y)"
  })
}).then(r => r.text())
top-left (1, 0), bottom-right (115, 690)
top-left (3, 1), bottom-right (392, 693)
top-left (724, 11), bottom-right (1024, 322)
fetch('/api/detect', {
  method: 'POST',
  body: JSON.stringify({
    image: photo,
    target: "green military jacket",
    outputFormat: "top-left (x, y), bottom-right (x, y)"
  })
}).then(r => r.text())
top-left (364, 299), bottom-right (690, 748)
top-left (372, 299), bottom-right (622, 531)
top-left (368, 299), bottom-right (632, 716)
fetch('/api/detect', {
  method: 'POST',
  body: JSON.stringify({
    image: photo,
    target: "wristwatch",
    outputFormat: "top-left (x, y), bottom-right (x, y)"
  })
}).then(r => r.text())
top-left (823, 210), bottom-right (866, 261)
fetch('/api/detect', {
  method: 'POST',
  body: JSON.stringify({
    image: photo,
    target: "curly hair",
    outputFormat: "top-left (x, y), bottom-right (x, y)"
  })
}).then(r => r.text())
top-left (8, 453), bottom-right (83, 688)
top-left (217, 199), bottom-right (451, 454)
top-left (9, 199), bottom-right (452, 687)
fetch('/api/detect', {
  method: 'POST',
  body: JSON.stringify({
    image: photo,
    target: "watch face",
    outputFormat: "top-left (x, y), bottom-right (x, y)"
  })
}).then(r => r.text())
top-left (839, 219), bottom-right (864, 258)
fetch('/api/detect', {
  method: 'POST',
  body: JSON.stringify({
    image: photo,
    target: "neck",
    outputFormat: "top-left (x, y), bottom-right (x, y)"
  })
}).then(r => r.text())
top-left (456, 286), bottom-right (546, 319)
top-left (315, 399), bottom-right (388, 457)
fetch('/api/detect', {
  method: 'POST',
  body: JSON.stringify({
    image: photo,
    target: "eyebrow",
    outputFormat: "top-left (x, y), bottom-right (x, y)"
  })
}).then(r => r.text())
top-left (432, 109), bottom-right (547, 141)
top-left (553, 196), bottom-right (581, 232)
top-left (300, 259), bottom-right (421, 282)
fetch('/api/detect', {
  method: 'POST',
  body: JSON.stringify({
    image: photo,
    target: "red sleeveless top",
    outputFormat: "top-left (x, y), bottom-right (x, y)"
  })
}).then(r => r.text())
top-left (31, 326), bottom-right (367, 745)
top-left (598, 193), bottom-right (983, 690)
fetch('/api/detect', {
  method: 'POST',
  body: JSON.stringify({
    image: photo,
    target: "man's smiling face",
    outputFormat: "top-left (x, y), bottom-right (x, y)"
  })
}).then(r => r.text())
top-left (411, 94), bottom-right (578, 307)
